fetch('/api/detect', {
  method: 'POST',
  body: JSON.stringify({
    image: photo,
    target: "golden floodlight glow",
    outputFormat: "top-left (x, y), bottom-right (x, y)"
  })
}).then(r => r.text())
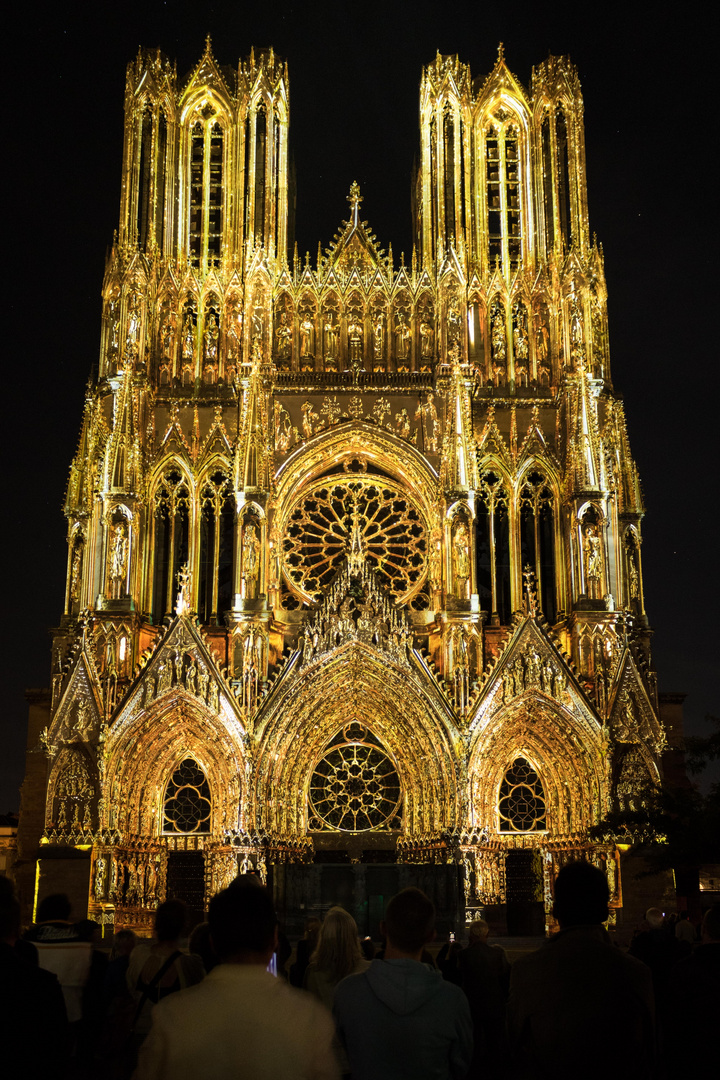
top-left (23, 42), bottom-right (666, 936)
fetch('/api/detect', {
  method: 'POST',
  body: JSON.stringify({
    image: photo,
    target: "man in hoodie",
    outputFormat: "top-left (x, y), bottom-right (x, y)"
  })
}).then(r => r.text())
top-left (333, 887), bottom-right (472, 1080)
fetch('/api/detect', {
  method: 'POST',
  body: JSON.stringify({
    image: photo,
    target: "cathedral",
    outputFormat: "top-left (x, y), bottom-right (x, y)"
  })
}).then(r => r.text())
top-left (18, 41), bottom-right (666, 937)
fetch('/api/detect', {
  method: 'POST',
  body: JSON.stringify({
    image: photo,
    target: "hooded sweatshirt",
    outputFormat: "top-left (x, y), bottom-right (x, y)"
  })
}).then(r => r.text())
top-left (333, 958), bottom-right (472, 1080)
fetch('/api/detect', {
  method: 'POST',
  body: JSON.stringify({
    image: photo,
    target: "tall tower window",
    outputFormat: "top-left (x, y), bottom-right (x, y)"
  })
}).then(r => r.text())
top-left (498, 758), bottom-right (546, 832)
top-left (151, 470), bottom-right (190, 623)
top-left (556, 111), bottom-right (571, 248)
top-left (476, 470), bottom-right (511, 624)
top-left (519, 471), bottom-right (556, 621)
top-left (188, 119), bottom-right (224, 268)
top-left (541, 112), bottom-right (555, 252)
top-left (163, 759), bottom-right (211, 834)
top-left (485, 125), bottom-right (522, 273)
top-left (198, 472), bottom-right (234, 625)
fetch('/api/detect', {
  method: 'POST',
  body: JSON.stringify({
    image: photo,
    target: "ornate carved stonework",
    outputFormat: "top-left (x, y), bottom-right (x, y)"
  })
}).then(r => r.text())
top-left (23, 42), bottom-right (664, 931)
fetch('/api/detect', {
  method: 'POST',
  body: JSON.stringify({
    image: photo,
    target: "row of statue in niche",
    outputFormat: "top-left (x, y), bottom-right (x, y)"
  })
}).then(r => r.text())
top-left (142, 649), bottom-right (220, 712)
top-left (273, 392), bottom-right (439, 455)
top-left (102, 287), bottom-right (607, 386)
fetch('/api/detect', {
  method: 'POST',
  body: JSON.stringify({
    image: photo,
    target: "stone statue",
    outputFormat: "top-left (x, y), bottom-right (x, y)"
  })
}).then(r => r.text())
top-left (301, 401), bottom-right (319, 439)
top-left (185, 656), bottom-right (198, 695)
top-left (181, 311), bottom-right (195, 361)
top-left (415, 392), bottom-right (438, 453)
top-left (241, 524), bottom-right (261, 599)
top-left (300, 313), bottom-right (315, 357)
top-left (395, 313), bottom-right (411, 360)
top-left (322, 312), bottom-right (337, 358)
top-left (70, 544), bottom-right (83, 600)
top-left (491, 309), bottom-right (506, 362)
top-left (420, 318), bottom-right (434, 360)
top-left (204, 312), bottom-right (219, 363)
top-left (453, 521), bottom-right (470, 597)
top-left (373, 312), bottom-right (384, 360)
top-left (109, 522), bottom-right (128, 587)
top-left (275, 313), bottom-right (292, 360)
top-left (94, 857), bottom-right (106, 899)
top-left (583, 523), bottom-right (603, 593)
top-left (348, 314), bottom-right (363, 364)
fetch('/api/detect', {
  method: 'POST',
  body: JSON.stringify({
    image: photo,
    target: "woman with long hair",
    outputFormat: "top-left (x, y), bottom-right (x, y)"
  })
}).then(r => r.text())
top-left (304, 906), bottom-right (370, 1008)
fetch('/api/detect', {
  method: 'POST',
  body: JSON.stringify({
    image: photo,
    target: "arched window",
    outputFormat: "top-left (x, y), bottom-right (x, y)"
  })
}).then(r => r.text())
top-left (198, 472), bottom-right (234, 625)
top-left (443, 104), bottom-right (456, 245)
top-left (254, 105), bottom-right (267, 244)
top-left (476, 470), bottom-right (511, 624)
top-left (555, 111), bottom-right (571, 248)
top-left (498, 758), bottom-right (546, 832)
top-left (151, 470), bottom-right (190, 623)
top-left (540, 111), bottom-right (554, 252)
top-left (163, 759), bottom-right (211, 834)
top-left (485, 122), bottom-right (522, 273)
top-left (519, 470), bottom-right (556, 621)
top-left (188, 118), bottom-right (224, 268)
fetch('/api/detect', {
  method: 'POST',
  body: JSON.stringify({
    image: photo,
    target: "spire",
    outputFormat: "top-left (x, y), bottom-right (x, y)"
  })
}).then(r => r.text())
top-left (347, 181), bottom-right (363, 227)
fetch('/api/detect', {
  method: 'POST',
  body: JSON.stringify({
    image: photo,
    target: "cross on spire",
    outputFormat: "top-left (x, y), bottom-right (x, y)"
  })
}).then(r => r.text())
top-left (347, 181), bottom-right (363, 225)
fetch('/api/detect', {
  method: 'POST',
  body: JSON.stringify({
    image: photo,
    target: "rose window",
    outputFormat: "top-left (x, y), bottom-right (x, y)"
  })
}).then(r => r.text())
top-left (309, 726), bottom-right (401, 832)
top-left (498, 758), bottom-right (546, 832)
top-left (282, 477), bottom-right (426, 602)
top-left (163, 758), bottom-right (212, 834)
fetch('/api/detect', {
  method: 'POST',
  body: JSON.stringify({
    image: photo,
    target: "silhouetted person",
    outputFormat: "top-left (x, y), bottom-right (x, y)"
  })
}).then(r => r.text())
top-left (1, 885), bottom-right (68, 1077)
top-left (290, 916), bottom-right (321, 987)
top-left (135, 883), bottom-right (338, 1079)
top-left (24, 892), bottom-right (96, 1028)
top-left (507, 860), bottom-right (655, 1080)
top-left (189, 921), bottom-right (218, 974)
top-left (663, 902), bottom-right (720, 1073)
top-left (458, 918), bottom-right (510, 1076)
top-left (674, 909), bottom-right (696, 946)
top-left (333, 887), bottom-right (472, 1080)
top-left (127, 899), bottom-right (204, 1059)
top-left (629, 906), bottom-right (687, 1000)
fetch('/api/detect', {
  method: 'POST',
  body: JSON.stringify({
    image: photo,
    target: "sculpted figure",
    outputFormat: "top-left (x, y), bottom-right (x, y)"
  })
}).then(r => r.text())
top-left (301, 401), bottom-right (319, 439)
top-left (394, 408), bottom-right (410, 439)
top-left (323, 312), bottom-right (337, 358)
top-left (453, 521), bottom-right (470, 597)
top-left (373, 313), bottom-right (384, 360)
top-left (185, 656), bottom-right (198, 695)
top-left (583, 523), bottom-right (603, 594)
top-left (348, 314), bottom-right (364, 364)
top-left (197, 663), bottom-right (209, 702)
top-left (275, 313), bottom-right (292, 360)
top-left (415, 392), bottom-right (438, 452)
top-left (395, 313), bottom-right (411, 360)
top-left (204, 312), bottom-right (219, 363)
top-left (110, 522), bottom-right (128, 585)
top-left (241, 524), bottom-right (261, 599)
top-left (182, 311), bottom-right (195, 360)
top-left (419, 318), bottom-right (434, 360)
top-left (491, 309), bottom-right (507, 362)
top-left (300, 313), bottom-right (315, 357)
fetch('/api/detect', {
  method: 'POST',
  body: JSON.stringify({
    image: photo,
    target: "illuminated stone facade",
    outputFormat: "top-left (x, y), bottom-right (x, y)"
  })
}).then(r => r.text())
top-left (19, 42), bottom-right (665, 932)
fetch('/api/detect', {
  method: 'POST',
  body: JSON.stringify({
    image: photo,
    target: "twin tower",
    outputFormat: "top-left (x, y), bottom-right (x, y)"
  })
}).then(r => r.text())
top-left (19, 41), bottom-right (666, 937)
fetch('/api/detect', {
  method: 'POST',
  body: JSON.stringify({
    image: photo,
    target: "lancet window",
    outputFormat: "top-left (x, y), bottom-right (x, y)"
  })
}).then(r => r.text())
top-left (476, 470), bottom-right (511, 624)
top-left (162, 759), bottom-right (212, 834)
top-left (498, 758), bottom-right (546, 832)
top-left (135, 106), bottom-right (167, 252)
top-left (485, 123), bottom-right (522, 273)
top-left (198, 471), bottom-right (234, 625)
top-left (519, 471), bottom-right (556, 621)
top-left (189, 119), bottom-right (224, 267)
top-left (540, 108), bottom-right (572, 253)
top-left (151, 470), bottom-right (190, 623)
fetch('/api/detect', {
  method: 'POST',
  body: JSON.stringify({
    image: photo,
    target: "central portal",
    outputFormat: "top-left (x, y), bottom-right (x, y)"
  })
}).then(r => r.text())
top-left (272, 858), bottom-right (461, 940)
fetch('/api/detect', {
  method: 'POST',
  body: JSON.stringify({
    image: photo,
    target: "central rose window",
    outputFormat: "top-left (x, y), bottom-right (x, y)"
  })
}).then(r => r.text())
top-left (282, 476), bottom-right (427, 603)
top-left (309, 723), bottom-right (402, 832)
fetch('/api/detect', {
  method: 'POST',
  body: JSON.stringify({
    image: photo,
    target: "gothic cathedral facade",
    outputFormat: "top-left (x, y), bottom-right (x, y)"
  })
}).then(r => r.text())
top-left (19, 42), bottom-right (665, 933)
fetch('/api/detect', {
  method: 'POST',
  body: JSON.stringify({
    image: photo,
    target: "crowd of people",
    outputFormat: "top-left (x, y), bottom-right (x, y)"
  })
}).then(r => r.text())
top-left (1, 864), bottom-right (718, 1079)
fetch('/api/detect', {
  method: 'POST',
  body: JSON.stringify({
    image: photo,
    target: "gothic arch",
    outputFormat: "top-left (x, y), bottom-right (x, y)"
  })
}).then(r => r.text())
top-left (468, 696), bottom-right (605, 837)
top-left (252, 642), bottom-right (461, 837)
top-left (274, 420), bottom-right (438, 524)
top-left (104, 695), bottom-right (245, 837)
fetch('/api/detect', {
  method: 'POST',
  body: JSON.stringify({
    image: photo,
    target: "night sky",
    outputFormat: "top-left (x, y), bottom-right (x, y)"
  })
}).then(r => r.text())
top-left (2, 2), bottom-right (716, 809)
